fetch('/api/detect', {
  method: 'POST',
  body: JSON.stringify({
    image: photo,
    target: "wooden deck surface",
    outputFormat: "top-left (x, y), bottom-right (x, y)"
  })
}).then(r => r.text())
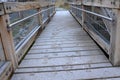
top-left (11, 11), bottom-right (120, 80)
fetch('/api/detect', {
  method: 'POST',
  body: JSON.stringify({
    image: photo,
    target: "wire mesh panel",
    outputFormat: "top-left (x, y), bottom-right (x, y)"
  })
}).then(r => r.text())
top-left (76, 5), bottom-right (82, 20)
top-left (84, 6), bottom-right (112, 44)
top-left (71, 5), bottom-right (82, 20)
top-left (42, 7), bottom-right (49, 23)
top-left (9, 9), bottom-right (39, 49)
top-left (10, 9), bottom-right (37, 24)
top-left (50, 7), bottom-right (54, 16)
top-left (0, 35), bottom-right (6, 70)
top-left (71, 5), bottom-right (76, 15)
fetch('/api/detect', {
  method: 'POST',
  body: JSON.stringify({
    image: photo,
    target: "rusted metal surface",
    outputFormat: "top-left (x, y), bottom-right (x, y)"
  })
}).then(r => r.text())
top-left (11, 11), bottom-right (120, 80)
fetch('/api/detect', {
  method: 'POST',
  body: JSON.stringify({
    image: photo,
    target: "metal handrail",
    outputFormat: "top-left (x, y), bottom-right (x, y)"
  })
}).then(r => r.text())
top-left (9, 7), bottom-right (54, 28)
top-left (71, 6), bottom-right (113, 21)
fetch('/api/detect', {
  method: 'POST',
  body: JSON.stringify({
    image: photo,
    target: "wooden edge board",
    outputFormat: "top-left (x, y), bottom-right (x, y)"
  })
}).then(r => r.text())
top-left (15, 62), bottom-right (112, 73)
top-left (83, 0), bottom-right (120, 9)
top-left (0, 2), bottom-right (55, 15)
top-left (69, 0), bottom-right (120, 9)
top-left (3, 2), bottom-right (41, 14)
top-left (11, 67), bottom-right (120, 80)
top-left (0, 62), bottom-right (12, 80)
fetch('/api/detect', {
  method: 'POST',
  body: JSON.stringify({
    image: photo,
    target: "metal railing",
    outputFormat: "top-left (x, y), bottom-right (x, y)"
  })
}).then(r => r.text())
top-left (71, 6), bottom-right (113, 21)
top-left (69, 1), bottom-right (120, 66)
top-left (70, 5), bottom-right (113, 50)
top-left (0, 2), bottom-right (56, 79)
top-left (9, 7), bottom-right (55, 49)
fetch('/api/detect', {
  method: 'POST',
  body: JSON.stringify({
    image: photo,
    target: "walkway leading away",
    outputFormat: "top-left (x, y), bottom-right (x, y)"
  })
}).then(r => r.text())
top-left (11, 11), bottom-right (120, 80)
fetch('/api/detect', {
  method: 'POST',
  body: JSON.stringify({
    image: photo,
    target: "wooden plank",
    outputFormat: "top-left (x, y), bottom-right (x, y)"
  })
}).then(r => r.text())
top-left (0, 2), bottom-right (53, 15)
top-left (15, 62), bottom-right (111, 73)
top-left (39, 33), bottom-right (88, 38)
top-left (37, 1), bottom-right (50, 8)
top-left (39, 28), bottom-right (86, 34)
top-left (36, 36), bottom-right (92, 43)
top-left (42, 27), bottom-right (83, 30)
top-left (19, 55), bottom-right (108, 68)
top-left (29, 46), bottom-right (100, 54)
top-left (3, 2), bottom-right (53, 14)
top-left (40, 28), bottom-right (83, 33)
top-left (3, 2), bottom-right (40, 13)
top-left (34, 40), bottom-right (94, 46)
top-left (31, 42), bottom-right (96, 50)
top-left (11, 67), bottom-right (120, 80)
top-left (25, 50), bottom-right (104, 59)
top-left (39, 33), bottom-right (89, 38)
top-left (36, 38), bottom-right (92, 43)
top-left (12, 10), bottom-right (120, 80)
top-left (83, 0), bottom-right (120, 9)
top-left (38, 35), bottom-right (90, 40)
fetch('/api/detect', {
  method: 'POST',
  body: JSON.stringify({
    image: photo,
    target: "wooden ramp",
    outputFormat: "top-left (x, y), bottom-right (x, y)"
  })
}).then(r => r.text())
top-left (11, 11), bottom-right (120, 80)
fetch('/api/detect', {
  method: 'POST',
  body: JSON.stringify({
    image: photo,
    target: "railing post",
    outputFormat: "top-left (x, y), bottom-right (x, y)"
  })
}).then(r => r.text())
top-left (37, 7), bottom-right (43, 28)
top-left (81, 2), bottom-right (85, 27)
top-left (54, 5), bottom-right (56, 13)
top-left (0, 14), bottom-right (18, 70)
top-left (47, 5), bottom-right (51, 20)
top-left (109, 9), bottom-right (120, 66)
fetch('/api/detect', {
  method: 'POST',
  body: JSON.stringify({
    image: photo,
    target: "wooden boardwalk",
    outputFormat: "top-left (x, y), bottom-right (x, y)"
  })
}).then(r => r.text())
top-left (11, 11), bottom-right (120, 80)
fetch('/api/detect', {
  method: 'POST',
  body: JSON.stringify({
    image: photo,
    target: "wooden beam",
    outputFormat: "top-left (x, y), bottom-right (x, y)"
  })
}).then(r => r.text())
top-left (109, 9), bottom-right (120, 66)
top-left (0, 15), bottom-right (17, 70)
top-left (68, 2), bottom-right (81, 5)
top-left (83, 0), bottom-right (120, 9)
top-left (3, 2), bottom-right (41, 14)
top-left (2, 2), bottom-right (54, 14)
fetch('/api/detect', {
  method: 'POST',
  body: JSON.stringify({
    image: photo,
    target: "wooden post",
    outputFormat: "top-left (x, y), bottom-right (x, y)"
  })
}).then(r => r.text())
top-left (47, 5), bottom-right (51, 20)
top-left (81, 1), bottom-right (85, 27)
top-left (0, 15), bottom-right (18, 70)
top-left (109, 9), bottom-right (120, 66)
top-left (37, 7), bottom-right (43, 28)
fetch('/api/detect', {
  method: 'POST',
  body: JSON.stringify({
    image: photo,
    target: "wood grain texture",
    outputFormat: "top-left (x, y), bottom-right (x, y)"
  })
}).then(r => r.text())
top-left (0, 62), bottom-right (12, 80)
top-left (11, 11), bottom-right (120, 80)
top-left (3, 2), bottom-right (53, 14)
top-left (70, 0), bottom-right (120, 9)
top-left (83, 0), bottom-right (120, 9)
top-left (0, 35), bottom-right (5, 61)
top-left (109, 9), bottom-right (120, 66)
top-left (12, 67), bottom-right (120, 80)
